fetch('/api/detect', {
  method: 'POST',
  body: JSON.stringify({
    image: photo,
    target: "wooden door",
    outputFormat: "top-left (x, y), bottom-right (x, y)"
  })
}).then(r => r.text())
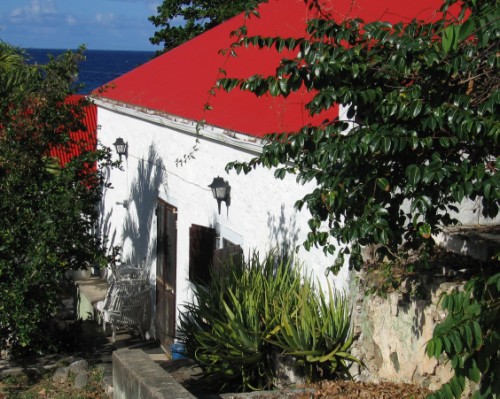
top-left (156, 201), bottom-right (177, 350)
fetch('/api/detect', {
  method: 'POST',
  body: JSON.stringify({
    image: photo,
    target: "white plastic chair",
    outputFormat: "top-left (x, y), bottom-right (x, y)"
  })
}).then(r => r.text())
top-left (96, 267), bottom-right (150, 342)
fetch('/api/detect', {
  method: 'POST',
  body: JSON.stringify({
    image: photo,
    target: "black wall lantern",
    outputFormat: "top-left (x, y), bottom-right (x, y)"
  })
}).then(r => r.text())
top-left (113, 137), bottom-right (128, 160)
top-left (208, 176), bottom-right (231, 215)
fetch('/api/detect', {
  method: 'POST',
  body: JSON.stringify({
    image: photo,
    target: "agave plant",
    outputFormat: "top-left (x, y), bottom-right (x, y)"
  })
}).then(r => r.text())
top-left (178, 250), bottom-right (360, 392)
top-left (179, 254), bottom-right (273, 391)
top-left (269, 280), bottom-right (360, 380)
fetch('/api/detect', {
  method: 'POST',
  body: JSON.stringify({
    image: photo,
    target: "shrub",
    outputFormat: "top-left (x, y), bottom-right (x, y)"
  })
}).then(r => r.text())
top-left (269, 280), bottom-right (357, 381)
top-left (178, 251), bottom-right (359, 392)
top-left (426, 270), bottom-right (500, 399)
top-left (0, 44), bottom-right (111, 357)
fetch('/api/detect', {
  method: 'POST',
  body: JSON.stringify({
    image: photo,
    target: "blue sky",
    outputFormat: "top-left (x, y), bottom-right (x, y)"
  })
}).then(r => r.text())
top-left (0, 0), bottom-right (164, 51)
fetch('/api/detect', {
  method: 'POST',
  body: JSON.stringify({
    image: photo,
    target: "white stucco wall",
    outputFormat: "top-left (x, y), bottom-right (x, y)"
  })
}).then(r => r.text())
top-left (96, 100), bottom-right (499, 341)
top-left (95, 100), bottom-right (350, 338)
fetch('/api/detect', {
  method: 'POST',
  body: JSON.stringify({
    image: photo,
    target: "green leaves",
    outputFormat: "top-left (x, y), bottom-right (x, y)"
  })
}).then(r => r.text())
top-left (426, 272), bottom-right (500, 398)
top-left (442, 25), bottom-right (459, 53)
top-left (442, 18), bottom-right (478, 54)
top-left (271, 279), bottom-right (358, 379)
top-left (458, 19), bottom-right (475, 42)
top-left (220, 2), bottom-right (499, 393)
top-left (418, 223), bottom-right (431, 239)
top-left (405, 164), bottom-right (421, 187)
top-left (179, 251), bottom-right (359, 392)
top-left (0, 45), bottom-right (110, 356)
top-left (222, 0), bottom-right (499, 262)
top-left (148, 0), bottom-right (263, 54)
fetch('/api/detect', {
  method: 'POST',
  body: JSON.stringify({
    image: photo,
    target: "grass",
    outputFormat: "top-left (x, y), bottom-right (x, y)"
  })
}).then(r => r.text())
top-left (0, 366), bottom-right (106, 399)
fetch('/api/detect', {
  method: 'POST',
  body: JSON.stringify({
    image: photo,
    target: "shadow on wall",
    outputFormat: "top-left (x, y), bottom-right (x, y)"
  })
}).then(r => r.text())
top-left (436, 225), bottom-right (500, 262)
top-left (98, 165), bottom-right (117, 253)
top-left (122, 144), bottom-right (167, 274)
top-left (267, 204), bottom-right (300, 259)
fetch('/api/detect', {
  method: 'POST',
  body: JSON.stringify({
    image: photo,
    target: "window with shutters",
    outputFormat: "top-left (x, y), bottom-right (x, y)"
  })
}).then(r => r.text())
top-left (189, 224), bottom-right (216, 284)
top-left (189, 224), bottom-right (244, 284)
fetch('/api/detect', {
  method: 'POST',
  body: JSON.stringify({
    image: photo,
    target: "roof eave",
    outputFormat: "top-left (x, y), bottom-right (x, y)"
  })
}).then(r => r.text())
top-left (91, 97), bottom-right (266, 155)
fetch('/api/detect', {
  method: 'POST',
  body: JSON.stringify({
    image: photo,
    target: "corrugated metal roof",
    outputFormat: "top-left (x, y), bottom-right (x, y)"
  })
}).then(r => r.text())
top-left (93, 0), bottom-right (451, 138)
top-left (49, 94), bottom-right (97, 166)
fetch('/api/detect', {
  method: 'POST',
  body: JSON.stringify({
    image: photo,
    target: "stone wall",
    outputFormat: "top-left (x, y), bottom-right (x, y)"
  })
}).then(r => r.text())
top-left (348, 228), bottom-right (498, 394)
top-left (349, 275), bottom-right (457, 391)
top-left (113, 348), bottom-right (195, 399)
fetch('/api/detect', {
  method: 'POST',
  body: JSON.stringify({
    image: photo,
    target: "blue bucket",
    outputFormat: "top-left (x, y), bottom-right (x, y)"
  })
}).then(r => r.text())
top-left (170, 343), bottom-right (187, 360)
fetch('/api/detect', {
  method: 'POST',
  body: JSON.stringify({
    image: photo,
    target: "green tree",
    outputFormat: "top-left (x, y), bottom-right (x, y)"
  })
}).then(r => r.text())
top-left (0, 44), bottom-right (114, 356)
top-left (426, 272), bottom-right (499, 399)
top-left (221, 0), bottom-right (499, 271)
top-left (0, 43), bottom-right (25, 72)
top-left (217, 0), bottom-right (499, 396)
top-left (149, 0), bottom-right (264, 54)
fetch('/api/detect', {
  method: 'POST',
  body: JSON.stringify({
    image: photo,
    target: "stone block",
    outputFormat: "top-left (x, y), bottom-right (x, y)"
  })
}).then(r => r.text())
top-left (70, 359), bottom-right (89, 375)
top-left (74, 370), bottom-right (89, 389)
top-left (52, 366), bottom-right (70, 384)
top-left (113, 347), bottom-right (196, 399)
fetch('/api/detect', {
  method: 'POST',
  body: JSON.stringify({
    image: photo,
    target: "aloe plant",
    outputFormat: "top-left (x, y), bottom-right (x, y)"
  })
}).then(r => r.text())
top-left (270, 280), bottom-right (360, 380)
top-left (179, 254), bottom-right (273, 391)
top-left (178, 251), bottom-right (359, 392)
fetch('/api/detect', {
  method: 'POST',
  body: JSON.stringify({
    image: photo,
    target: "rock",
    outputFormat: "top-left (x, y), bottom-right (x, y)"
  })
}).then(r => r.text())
top-left (74, 370), bottom-right (89, 389)
top-left (389, 352), bottom-right (400, 373)
top-left (52, 366), bottom-right (70, 384)
top-left (69, 359), bottom-right (89, 375)
top-left (270, 350), bottom-right (305, 389)
top-left (349, 271), bottom-right (467, 392)
top-left (102, 374), bottom-right (114, 397)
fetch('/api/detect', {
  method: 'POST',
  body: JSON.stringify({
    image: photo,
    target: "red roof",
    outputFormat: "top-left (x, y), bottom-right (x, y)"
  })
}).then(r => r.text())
top-left (49, 94), bottom-right (97, 166)
top-left (94, 0), bottom-right (451, 138)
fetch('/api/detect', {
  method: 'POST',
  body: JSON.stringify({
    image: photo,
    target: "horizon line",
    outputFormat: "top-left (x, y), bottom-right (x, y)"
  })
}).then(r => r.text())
top-left (23, 47), bottom-right (156, 53)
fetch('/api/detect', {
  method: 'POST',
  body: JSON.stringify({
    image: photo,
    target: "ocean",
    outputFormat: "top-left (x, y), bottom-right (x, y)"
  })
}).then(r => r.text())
top-left (26, 48), bottom-right (155, 94)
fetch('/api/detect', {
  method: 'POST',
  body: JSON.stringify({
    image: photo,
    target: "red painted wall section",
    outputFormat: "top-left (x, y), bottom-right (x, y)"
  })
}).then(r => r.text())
top-left (94, 0), bottom-right (453, 138)
top-left (49, 95), bottom-right (97, 167)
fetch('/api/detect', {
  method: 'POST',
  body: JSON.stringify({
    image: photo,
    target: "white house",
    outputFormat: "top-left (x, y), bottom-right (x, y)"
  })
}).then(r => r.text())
top-left (90, 0), bottom-right (489, 350)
